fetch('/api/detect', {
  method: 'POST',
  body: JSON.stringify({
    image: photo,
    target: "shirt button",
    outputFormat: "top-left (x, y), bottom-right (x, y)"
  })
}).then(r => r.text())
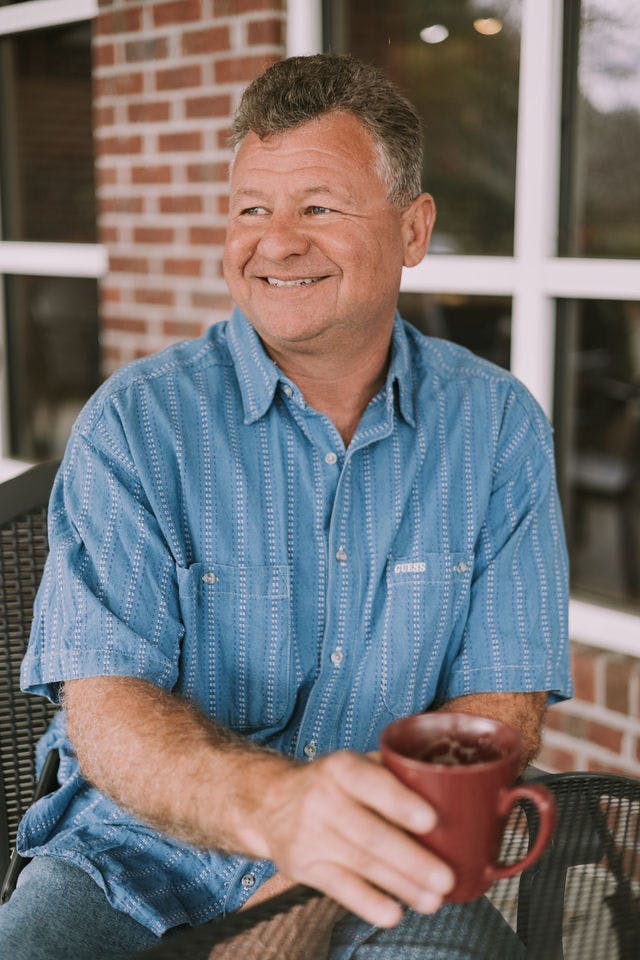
top-left (202, 571), bottom-right (217, 584)
top-left (324, 451), bottom-right (338, 465)
top-left (454, 561), bottom-right (469, 574)
top-left (283, 385), bottom-right (293, 397)
top-left (335, 546), bottom-right (347, 562)
top-left (331, 649), bottom-right (344, 666)
top-left (303, 741), bottom-right (317, 759)
top-left (241, 873), bottom-right (256, 889)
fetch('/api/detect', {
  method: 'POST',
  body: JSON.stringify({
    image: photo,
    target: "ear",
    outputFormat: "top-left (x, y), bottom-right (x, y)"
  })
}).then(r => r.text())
top-left (400, 193), bottom-right (436, 267)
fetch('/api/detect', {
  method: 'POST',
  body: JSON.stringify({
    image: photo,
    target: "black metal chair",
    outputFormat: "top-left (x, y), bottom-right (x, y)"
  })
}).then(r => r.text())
top-left (0, 460), bottom-right (61, 903)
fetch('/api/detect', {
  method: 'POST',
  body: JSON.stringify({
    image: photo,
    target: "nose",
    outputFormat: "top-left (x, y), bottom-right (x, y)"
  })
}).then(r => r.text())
top-left (256, 213), bottom-right (311, 261)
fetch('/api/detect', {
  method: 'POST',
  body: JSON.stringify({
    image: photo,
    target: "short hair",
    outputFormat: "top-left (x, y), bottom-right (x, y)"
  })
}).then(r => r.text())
top-left (231, 54), bottom-right (423, 207)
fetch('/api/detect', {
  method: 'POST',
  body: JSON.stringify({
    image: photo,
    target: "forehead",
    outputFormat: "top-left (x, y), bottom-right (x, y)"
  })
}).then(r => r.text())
top-left (230, 112), bottom-right (386, 195)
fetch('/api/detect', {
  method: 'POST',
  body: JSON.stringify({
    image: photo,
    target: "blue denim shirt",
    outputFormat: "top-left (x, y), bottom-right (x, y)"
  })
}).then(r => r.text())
top-left (19, 309), bottom-right (571, 935)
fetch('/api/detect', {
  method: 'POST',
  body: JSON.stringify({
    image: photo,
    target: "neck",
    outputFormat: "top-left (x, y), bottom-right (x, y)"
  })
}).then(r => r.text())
top-left (266, 333), bottom-right (392, 446)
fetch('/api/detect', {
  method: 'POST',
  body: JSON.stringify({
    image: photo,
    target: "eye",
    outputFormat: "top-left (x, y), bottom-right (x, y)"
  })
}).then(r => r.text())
top-left (305, 205), bottom-right (332, 215)
top-left (240, 206), bottom-right (269, 216)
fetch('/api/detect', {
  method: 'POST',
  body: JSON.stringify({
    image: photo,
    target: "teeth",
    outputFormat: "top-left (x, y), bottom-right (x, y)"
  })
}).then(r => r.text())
top-left (266, 277), bottom-right (322, 287)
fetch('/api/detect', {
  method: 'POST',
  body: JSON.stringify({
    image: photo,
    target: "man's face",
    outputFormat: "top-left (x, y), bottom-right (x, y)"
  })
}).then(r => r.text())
top-left (223, 111), bottom-right (433, 357)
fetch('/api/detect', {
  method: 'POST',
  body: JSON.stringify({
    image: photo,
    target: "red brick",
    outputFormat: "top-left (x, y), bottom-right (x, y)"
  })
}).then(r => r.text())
top-left (247, 18), bottom-right (284, 46)
top-left (95, 72), bottom-right (144, 97)
top-left (100, 196), bottom-right (145, 214)
top-left (182, 26), bottom-right (230, 56)
top-left (96, 166), bottom-right (118, 186)
top-left (128, 101), bottom-right (171, 123)
top-left (191, 291), bottom-right (233, 311)
top-left (156, 64), bottom-right (201, 91)
top-left (587, 758), bottom-right (636, 778)
top-left (133, 226), bottom-right (175, 244)
top-left (162, 320), bottom-right (203, 338)
top-left (158, 195), bottom-right (203, 214)
top-left (215, 0), bottom-right (284, 12)
top-left (94, 105), bottom-right (116, 127)
top-left (134, 288), bottom-right (175, 306)
top-left (125, 37), bottom-right (168, 62)
top-left (185, 94), bottom-right (231, 119)
top-left (101, 286), bottom-right (122, 303)
top-left (94, 42), bottom-right (116, 68)
top-left (189, 226), bottom-right (227, 245)
top-left (586, 721), bottom-right (624, 753)
top-left (96, 8), bottom-right (142, 34)
top-left (186, 161), bottom-right (229, 182)
top-left (131, 164), bottom-right (173, 185)
top-left (100, 226), bottom-right (119, 243)
top-left (536, 744), bottom-right (577, 773)
top-left (104, 316), bottom-right (148, 333)
top-left (214, 54), bottom-right (279, 84)
top-left (97, 135), bottom-right (143, 156)
top-left (153, 0), bottom-right (202, 27)
top-left (606, 659), bottom-right (630, 714)
top-left (109, 256), bottom-right (149, 274)
top-left (217, 195), bottom-right (229, 215)
top-left (217, 128), bottom-right (232, 149)
top-left (163, 258), bottom-right (202, 277)
top-left (158, 131), bottom-right (202, 152)
top-left (571, 646), bottom-right (597, 702)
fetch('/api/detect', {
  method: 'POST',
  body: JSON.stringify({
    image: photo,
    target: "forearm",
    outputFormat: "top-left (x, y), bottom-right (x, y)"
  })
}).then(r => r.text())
top-left (63, 675), bottom-right (291, 855)
top-left (437, 690), bottom-right (547, 768)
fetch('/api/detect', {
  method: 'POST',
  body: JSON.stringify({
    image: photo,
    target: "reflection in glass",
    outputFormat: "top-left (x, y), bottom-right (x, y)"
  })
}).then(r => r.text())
top-left (559, 1), bottom-right (640, 258)
top-left (4, 276), bottom-right (100, 460)
top-left (325, 0), bottom-right (522, 255)
top-left (0, 22), bottom-right (96, 242)
top-left (555, 300), bottom-right (640, 610)
top-left (399, 292), bottom-right (511, 370)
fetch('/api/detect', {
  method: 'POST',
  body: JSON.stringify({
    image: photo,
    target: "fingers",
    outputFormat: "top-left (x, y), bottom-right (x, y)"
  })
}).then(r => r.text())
top-left (325, 750), bottom-right (438, 834)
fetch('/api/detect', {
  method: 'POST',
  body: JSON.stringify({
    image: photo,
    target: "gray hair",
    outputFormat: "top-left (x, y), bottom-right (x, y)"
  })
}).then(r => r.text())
top-left (230, 54), bottom-right (424, 207)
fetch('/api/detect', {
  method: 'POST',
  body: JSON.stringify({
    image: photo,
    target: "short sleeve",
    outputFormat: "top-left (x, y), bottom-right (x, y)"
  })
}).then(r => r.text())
top-left (21, 424), bottom-right (183, 704)
top-left (442, 387), bottom-right (572, 705)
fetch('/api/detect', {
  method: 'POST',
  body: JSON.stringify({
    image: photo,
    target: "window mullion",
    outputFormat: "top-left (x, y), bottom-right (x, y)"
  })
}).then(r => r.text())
top-left (511, 0), bottom-right (565, 417)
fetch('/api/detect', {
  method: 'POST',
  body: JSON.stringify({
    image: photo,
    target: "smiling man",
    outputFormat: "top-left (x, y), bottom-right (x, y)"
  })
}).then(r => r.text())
top-left (1, 55), bottom-right (571, 960)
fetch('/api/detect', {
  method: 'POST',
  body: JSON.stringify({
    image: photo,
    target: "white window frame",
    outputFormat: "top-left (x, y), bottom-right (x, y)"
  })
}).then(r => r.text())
top-left (288, 0), bottom-right (640, 655)
top-left (0, 0), bottom-right (106, 479)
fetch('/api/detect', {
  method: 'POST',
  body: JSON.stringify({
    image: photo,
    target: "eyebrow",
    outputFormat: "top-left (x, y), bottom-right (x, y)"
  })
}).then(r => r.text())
top-left (232, 185), bottom-right (357, 204)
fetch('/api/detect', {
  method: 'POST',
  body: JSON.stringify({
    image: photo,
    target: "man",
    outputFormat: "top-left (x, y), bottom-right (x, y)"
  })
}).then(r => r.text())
top-left (0, 54), bottom-right (571, 959)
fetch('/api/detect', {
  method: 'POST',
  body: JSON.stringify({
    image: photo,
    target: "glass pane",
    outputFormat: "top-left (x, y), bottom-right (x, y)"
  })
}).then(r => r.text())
top-left (326, 0), bottom-right (522, 255)
top-left (0, 22), bottom-right (96, 242)
top-left (559, 1), bottom-right (640, 258)
top-left (4, 275), bottom-right (100, 460)
top-left (555, 300), bottom-right (640, 611)
top-left (398, 292), bottom-right (511, 369)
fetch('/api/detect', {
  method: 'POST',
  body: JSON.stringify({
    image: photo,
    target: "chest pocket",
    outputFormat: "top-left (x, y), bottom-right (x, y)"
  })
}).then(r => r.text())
top-left (177, 561), bottom-right (293, 734)
top-left (380, 552), bottom-right (472, 717)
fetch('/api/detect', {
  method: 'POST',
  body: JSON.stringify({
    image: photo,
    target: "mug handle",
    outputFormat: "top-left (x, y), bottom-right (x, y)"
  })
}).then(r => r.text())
top-left (485, 783), bottom-right (556, 883)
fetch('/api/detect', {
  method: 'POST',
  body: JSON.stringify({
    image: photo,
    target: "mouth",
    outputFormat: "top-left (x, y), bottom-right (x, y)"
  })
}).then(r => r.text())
top-left (262, 276), bottom-right (326, 288)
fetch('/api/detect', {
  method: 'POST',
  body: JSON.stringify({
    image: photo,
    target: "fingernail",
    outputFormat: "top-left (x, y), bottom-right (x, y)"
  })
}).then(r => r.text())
top-left (411, 807), bottom-right (437, 833)
top-left (418, 892), bottom-right (442, 914)
top-left (432, 867), bottom-right (455, 895)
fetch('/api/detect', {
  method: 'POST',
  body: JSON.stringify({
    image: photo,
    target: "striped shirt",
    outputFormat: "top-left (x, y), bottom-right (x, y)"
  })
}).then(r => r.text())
top-left (19, 309), bottom-right (571, 935)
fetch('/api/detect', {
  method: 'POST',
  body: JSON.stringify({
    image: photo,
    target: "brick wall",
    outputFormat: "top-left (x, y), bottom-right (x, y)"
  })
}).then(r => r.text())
top-left (540, 644), bottom-right (640, 777)
top-left (91, 2), bottom-right (640, 780)
top-left (93, 0), bottom-right (285, 375)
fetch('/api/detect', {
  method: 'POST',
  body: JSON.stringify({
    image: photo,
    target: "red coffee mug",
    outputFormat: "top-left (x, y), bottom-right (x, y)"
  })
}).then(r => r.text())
top-left (380, 712), bottom-right (556, 902)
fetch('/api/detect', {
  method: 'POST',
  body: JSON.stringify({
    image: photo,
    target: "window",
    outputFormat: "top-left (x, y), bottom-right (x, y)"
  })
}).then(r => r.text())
top-left (0, 0), bottom-right (104, 474)
top-left (285, 0), bottom-right (640, 650)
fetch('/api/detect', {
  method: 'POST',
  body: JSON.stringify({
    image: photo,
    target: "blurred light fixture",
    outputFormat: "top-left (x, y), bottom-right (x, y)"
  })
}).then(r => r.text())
top-left (473, 17), bottom-right (503, 36)
top-left (419, 24), bottom-right (449, 44)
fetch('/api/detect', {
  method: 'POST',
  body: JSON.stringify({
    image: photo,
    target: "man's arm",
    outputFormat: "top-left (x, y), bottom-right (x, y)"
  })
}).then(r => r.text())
top-left (64, 675), bottom-right (455, 927)
top-left (437, 691), bottom-right (547, 769)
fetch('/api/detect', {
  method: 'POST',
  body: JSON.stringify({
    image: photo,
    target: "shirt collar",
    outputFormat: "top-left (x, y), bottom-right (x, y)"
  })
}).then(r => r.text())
top-left (227, 307), bottom-right (416, 428)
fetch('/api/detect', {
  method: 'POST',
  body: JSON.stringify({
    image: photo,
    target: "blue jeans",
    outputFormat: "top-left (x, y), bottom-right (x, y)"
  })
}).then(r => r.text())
top-left (0, 857), bottom-right (526, 959)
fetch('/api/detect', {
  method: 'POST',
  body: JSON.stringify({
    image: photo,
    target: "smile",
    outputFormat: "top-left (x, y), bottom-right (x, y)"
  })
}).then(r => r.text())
top-left (264, 277), bottom-right (324, 287)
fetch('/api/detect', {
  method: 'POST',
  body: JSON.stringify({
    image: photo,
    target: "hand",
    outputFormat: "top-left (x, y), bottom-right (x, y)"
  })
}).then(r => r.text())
top-left (254, 750), bottom-right (455, 927)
